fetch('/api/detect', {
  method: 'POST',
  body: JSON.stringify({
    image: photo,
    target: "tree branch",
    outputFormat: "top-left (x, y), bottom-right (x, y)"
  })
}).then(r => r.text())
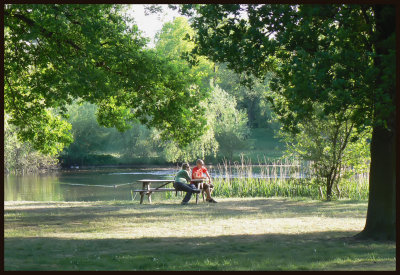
top-left (10, 11), bottom-right (81, 51)
top-left (360, 5), bottom-right (375, 53)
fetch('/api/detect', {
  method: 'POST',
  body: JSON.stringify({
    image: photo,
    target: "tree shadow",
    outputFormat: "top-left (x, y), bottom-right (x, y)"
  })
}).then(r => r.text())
top-left (4, 231), bottom-right (395, 271)
top-left (4, 198), bottom-right (368, 229)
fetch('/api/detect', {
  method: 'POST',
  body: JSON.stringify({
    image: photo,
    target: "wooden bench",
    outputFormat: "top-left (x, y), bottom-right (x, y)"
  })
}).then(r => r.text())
top-left (132, 179), bottom-right (205, 204)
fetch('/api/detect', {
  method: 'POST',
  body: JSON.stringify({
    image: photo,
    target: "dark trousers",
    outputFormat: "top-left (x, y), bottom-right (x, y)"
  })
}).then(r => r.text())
top-left (174, 182), bottom-right (197, 203)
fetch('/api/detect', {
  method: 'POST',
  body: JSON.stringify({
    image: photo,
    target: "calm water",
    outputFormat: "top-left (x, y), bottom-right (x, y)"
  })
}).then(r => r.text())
top-left (4, 166), bottom-right (307, 202)
top-left (4, 168), bottom-right (179, 202)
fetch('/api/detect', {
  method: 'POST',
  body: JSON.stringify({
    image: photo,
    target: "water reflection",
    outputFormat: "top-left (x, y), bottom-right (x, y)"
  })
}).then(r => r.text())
top-left (4, 168), bottom-right (177, 202)
top-left (4, 166), bottom-right (306, 202)
top-left (4, 173), bottom-right (64, 201)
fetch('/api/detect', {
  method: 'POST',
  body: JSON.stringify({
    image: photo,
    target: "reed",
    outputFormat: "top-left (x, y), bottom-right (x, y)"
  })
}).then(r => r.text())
top-left (208, 157), bottom-right (369, 200)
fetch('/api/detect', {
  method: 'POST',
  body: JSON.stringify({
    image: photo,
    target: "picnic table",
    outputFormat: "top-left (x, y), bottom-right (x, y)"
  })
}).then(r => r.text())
top-left (133, 178), bottom-right (206, 204)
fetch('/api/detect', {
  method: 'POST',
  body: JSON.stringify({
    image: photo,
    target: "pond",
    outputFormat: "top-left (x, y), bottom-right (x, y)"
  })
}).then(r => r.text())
top-left (4, 165), bottom-right (308, 202)
top-left (4, 168), bottom-right (179, 202)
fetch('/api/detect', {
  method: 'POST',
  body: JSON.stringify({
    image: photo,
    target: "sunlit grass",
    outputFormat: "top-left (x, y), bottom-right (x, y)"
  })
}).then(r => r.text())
top-left (4, 198), bottom-right (395, 270)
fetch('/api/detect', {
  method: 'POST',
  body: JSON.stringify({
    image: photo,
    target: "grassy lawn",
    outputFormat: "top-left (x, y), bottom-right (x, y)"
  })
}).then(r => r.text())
top-left (4, 197), bottom-right (396, 271)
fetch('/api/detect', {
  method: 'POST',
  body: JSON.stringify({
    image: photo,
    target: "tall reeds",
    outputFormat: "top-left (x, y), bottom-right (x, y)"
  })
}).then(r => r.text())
top-left (208, 157), bottom-right (369, 200)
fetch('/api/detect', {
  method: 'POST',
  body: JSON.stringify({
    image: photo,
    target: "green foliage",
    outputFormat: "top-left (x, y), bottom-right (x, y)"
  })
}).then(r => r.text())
top-left (60, 88), bottom-right (251, 165)
top-left (208, 85), bottom-right (250, 159)
top-left (5, 4), bottom-right (209, 155)
top-left (151, 17), bottom-right (250, 163)
top-left (59, 88), bottom-right (250, 165)
top-left (156, 16), bottom-right (278, 130)
top-left (156, 83), bottom-right (249, 162)
top-left (60, 102), bottom-right (115, 165)
top-left (278, 107), bottom-right (371, 199)
top-left (215, 63), bottom-right (277, 129)
top-left (240, 128), bottom-right (285, 161)
top-left (59, 101), bottom-right (162, 166)
top-left (4, 113), bottom-right (59, 173)
top-left (155, 16), bottom-right (215, 90)
top-left (179, 4), bottom-right (395, 132)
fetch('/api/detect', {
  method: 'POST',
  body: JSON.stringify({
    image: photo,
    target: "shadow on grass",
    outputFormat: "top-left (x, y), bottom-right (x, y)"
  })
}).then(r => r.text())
top-left (4, 198), bottom-right (368, 227)
top-left (4, 231), bottom-right (395, 271)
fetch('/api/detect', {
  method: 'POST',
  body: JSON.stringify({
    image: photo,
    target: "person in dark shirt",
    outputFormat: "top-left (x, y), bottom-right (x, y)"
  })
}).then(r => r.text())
top-left (174, 163), bottom-right (201, 205)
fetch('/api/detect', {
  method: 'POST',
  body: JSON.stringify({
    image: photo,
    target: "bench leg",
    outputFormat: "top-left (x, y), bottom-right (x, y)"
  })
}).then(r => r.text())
top-left (140, 192), bottom-right (145, 204)
top-left (147, 192), bottom-right (152, 204)
top-left (196, 193), bottom-right (198, 204)
top-left (202, 190), bottom-right (205, 202)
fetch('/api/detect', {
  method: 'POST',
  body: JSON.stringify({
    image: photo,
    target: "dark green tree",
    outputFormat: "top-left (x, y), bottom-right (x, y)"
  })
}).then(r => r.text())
top-left (5, 4), bottom-right (209, 155)
top-left (178, 4), bottom-right (395, 240)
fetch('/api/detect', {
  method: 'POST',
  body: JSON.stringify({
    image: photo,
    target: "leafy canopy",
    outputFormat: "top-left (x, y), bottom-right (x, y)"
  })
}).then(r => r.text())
top-left (179, 4), bottom-right (395, 134)
top-left (152, 16), bottom-right (250, 162)
top-left (5, 4), bottom-right (209, 154)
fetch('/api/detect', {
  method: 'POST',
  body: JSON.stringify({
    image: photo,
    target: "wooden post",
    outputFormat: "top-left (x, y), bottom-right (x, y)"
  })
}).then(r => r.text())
top-left (140, 191), bottom-right (144, 204)
top-left (140, 182), bottom-right (147, 204)
top-left (146, 182), bottom-right (151, 204)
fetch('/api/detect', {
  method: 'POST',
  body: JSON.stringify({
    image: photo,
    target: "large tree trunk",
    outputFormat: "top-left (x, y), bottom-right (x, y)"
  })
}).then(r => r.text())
top-left (356, 125), bottom-right (396, 240)
top-left (355, 5), bottom-right (396, 241)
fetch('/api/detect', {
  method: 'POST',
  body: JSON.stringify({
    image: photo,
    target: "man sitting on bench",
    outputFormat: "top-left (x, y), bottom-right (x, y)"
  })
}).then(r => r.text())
top-left (174, 163), bottom-right (201, 205)
top-left (192, 159), bottom-right (217, 203)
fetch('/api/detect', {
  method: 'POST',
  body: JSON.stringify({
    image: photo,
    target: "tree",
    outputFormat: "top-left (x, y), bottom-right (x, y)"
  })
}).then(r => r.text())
top-left (152, 17), bottom-right (218, 162)
top-left (209, 85), bottom-right (250, 160)
top-left (279, 106), bottom-right (371, 201)
top-left (4, 113), bottom-right (59, 173)
top-left (215, 63), bottom-right (276, 129)
top-left (153, 17), bottom-right (250, 163)
top-left (60, 101), bottom-right (119, 165)
top-left (154, 83), bottom-right (249, 163)
top-left (59, 101), bottom-right (161, 166)
top-left (148, 7), bottom-right (280, 130)
top-left (179, 4), bottom-right (395, 240)
top-left (4, 4), bottom-right (209, 155)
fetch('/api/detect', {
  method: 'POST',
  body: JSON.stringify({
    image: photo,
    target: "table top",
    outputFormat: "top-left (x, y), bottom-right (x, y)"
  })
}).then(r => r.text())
top-left (137, 179), bottom-right (174, 183)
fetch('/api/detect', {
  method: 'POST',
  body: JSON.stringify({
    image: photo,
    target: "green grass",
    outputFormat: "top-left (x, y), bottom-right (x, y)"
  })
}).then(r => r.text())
top-left (4, 198), bottom-right (395, 271)
top-left (208, 157), bottom-right (369, 200)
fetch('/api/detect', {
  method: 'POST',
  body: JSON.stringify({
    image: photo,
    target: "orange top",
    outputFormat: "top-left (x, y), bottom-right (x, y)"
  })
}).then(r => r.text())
top-left (191, 166), bottom-right (207, 180)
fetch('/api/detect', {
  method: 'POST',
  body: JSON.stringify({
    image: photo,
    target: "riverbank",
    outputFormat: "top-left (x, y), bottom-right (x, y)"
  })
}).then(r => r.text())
top-left (58, 128), bottom-right (285, 168)
top-left (4, 197), bottom-right (395, 271)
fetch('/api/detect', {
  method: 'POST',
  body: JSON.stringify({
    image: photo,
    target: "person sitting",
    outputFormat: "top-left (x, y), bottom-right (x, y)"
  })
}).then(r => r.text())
top-left (174, 163), bottom-right (201, 205)
top-left (191, 159), bottom-right (217, 203)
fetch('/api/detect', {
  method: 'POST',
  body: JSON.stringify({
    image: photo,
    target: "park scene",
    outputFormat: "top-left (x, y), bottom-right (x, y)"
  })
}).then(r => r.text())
top-left (4, 4), bottom-right (396, 271)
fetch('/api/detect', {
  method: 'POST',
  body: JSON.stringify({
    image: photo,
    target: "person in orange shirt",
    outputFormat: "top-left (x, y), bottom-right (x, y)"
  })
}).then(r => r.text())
top-left (191, 159), bottom-right (217, 203)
